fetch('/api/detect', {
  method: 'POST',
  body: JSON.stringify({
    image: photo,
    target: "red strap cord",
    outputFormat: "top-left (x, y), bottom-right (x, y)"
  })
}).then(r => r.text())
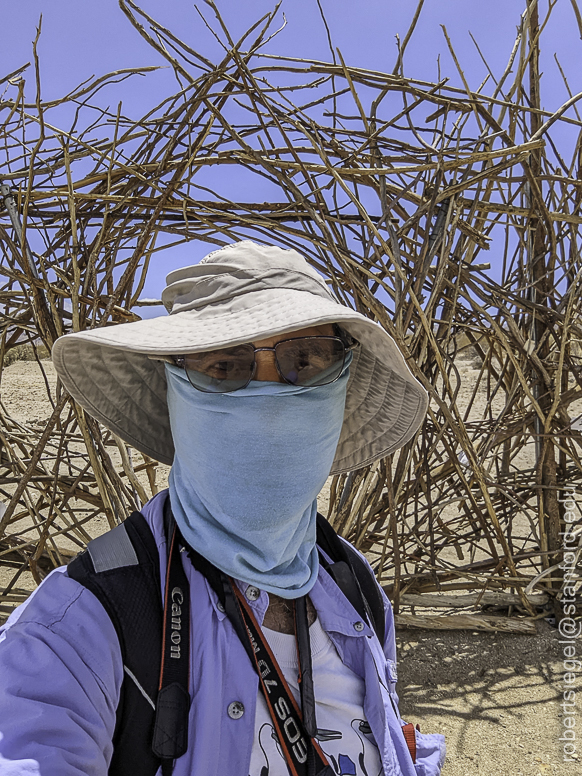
top-left (401, 723), bottom-right (417, 763)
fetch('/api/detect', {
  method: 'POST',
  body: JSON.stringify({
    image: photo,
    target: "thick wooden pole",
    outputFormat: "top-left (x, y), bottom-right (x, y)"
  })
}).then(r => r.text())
top-left (527, 0), bottom-right (562, 618)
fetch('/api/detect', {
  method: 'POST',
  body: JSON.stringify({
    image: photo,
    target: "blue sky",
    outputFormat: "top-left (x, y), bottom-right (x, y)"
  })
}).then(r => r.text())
top-left (2, 1), bottom-right (581, 307)
top-left (4, 1), bottom-right (579, 107)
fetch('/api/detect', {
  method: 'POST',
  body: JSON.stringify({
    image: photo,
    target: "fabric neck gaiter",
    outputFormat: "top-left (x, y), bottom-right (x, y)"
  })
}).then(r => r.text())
top-left (164, 357), bottom-right (350, 598)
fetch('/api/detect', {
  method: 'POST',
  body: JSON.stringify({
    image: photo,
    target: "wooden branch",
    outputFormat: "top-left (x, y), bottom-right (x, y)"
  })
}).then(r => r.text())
top-left (394, 614), bottom-right (538, 633)
top-left (399, 591), bottom-right (549, 608)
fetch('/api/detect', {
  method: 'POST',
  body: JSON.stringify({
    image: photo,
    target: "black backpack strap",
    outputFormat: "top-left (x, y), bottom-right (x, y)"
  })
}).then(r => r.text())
top-left (316, 513), bottom-right (386, 645)
top-left (68, 511), bottom-right (164, 776)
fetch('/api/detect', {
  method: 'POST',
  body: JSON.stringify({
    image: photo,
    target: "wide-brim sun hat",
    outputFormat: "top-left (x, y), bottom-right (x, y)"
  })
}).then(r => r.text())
top-left (52, 241), bottom-right (428, 474)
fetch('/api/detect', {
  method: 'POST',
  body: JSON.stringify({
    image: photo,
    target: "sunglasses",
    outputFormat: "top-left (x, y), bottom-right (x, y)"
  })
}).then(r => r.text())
top-left (172, 330), bottom-right (359, 394)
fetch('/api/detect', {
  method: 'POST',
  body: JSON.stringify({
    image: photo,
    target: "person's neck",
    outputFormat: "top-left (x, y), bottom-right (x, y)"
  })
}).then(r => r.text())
top-left (262, 594), bottom-right (317, 634)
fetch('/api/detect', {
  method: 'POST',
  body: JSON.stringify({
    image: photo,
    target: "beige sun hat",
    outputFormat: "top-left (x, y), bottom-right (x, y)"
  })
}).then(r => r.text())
top-left (52, 241), bottom-right (428, 474)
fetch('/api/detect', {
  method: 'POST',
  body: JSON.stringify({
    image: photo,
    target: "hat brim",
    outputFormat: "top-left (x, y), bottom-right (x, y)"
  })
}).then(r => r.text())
top-left (52, 288), bottom-right (428, 474)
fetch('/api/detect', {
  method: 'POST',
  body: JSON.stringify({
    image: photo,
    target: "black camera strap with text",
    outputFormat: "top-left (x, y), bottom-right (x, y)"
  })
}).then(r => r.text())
top-left (153, 521), bottom-right (192, 776)
top-left (230, 582), bottom-right (334, 776)
top-left (156, 502), bottom-right (414, 775)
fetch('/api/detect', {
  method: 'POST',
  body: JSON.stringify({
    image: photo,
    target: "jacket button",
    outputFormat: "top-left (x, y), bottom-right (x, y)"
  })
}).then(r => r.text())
top-left (245, 585), bottom-right (260, 601)
top-left (353, 621), bottom-right (365, 632)
top-left (228, 701), bottom-right (245, 719)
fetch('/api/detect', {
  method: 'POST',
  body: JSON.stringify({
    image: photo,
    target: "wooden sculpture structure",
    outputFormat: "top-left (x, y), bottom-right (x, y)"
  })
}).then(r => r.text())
top-left (0, 0), bottom-right (580, 631)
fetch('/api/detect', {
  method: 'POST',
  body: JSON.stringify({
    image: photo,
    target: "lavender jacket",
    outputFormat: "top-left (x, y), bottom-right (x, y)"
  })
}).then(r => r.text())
top-left (0, 492), bottom-right (445, 776)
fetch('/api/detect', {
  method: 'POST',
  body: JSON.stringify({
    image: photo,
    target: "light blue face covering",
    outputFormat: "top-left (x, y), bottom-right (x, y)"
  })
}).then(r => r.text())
top-left (164, 355), bottom-right (351, 598)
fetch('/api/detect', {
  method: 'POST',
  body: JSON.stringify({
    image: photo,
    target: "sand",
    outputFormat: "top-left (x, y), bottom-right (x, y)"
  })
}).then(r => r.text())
top-left (0, 359), bottom-right (577, 775)
top-left (397, 622), bottom-right (569, 775)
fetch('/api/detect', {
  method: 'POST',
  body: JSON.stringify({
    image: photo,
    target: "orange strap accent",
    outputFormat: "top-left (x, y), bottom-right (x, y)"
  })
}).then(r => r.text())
top-left (401, 723), bottom-right (417, 763)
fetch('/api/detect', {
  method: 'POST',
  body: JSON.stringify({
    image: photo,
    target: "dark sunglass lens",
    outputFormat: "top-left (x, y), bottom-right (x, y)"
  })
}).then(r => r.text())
top-left (181, 345), bottom-right (255, 393)
top-left (275, 338), bottom-right (345, 386)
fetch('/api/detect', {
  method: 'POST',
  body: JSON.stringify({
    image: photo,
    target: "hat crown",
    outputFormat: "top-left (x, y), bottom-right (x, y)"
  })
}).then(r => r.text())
top-left (161, 241), bottom-right (332, 314)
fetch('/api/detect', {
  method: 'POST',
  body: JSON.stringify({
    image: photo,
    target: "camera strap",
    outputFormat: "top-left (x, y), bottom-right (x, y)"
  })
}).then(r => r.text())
top-left (230, 582), bottom-right (333, 776)
top-left (152, 521), bottom-right (191, 775)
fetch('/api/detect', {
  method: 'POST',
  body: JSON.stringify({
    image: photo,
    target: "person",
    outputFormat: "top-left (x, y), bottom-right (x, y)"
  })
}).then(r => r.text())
top-left (0, 241), bottom-right (445, 776)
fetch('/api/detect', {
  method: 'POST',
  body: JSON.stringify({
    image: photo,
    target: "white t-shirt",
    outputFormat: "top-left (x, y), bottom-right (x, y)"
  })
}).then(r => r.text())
top-left (249, 617), bottom-right (383, 776)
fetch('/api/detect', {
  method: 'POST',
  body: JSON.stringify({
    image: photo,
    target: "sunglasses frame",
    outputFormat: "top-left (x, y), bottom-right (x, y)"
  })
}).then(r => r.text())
top-left (172, 327), bottom-right (359, 394)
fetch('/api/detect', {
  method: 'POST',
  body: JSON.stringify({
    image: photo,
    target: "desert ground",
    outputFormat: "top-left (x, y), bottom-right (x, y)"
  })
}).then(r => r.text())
top-left (0, 357), bottom-right (576, 775)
